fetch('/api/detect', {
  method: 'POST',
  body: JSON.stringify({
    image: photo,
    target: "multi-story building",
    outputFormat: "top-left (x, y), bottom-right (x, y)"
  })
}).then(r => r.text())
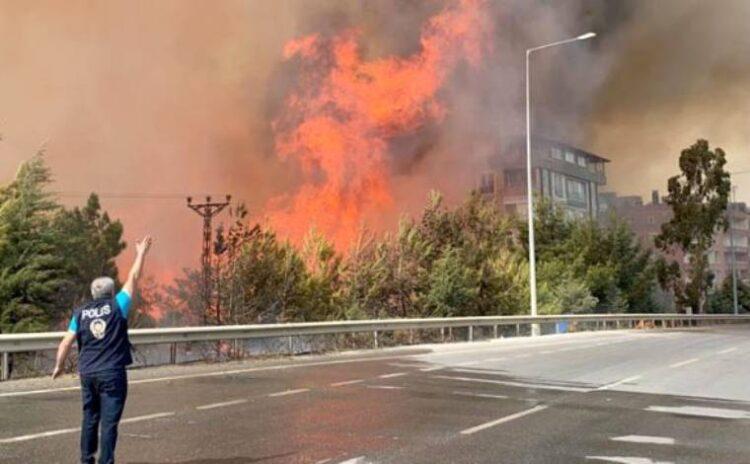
top-left (712, 203), bottom-right (750, 284)
top-left (599, 191), bottom-right (750, 286)
top-left (479, 137), bottom-right (609, 219)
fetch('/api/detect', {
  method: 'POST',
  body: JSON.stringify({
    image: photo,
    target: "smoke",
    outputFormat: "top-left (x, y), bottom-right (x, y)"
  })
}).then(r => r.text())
top-left (1, 0), bottom-right (748, 280)
top-left (583, 0), bottom-right (750, 201)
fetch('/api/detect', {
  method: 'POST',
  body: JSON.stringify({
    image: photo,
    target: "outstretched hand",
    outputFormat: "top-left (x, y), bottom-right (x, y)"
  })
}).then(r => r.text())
top-left (51, 365), bottom-right (62, 380)
top-left (135, 236), bottom-right (153, 255)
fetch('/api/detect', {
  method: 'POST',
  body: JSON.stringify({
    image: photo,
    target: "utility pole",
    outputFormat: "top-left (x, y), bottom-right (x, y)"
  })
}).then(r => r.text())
top-left (727, 170), bottom-right (750, 315)
top-left (728, 186), bottom-right (739, 315)
top-left (187, 195), bottom-right (231, 324)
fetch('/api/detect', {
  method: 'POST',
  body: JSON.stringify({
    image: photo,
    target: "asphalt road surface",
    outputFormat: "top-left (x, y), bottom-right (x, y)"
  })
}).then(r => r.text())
top-left (1, 326), bottom-right (750, 464)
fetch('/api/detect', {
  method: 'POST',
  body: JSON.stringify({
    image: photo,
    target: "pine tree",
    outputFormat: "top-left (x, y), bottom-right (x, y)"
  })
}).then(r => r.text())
top-left (0, 155), bottom-right (68, 332)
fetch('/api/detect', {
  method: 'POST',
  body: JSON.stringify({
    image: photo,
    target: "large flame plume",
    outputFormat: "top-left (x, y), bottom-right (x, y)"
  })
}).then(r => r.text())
top-left (267, 0), bottom-right (491, 247)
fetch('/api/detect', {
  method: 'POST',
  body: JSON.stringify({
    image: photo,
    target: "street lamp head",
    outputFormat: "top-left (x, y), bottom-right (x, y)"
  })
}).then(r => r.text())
top-left (577, 32), bottom-right (596, 40)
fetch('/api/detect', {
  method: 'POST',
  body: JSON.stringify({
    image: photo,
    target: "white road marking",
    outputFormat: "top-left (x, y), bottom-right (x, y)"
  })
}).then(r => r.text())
top-left (0, 427), bottom-right (81, 444)
top-left (330, 379), bottom-right (364, 387)
top-left (0, 412), bottom-right (174, 444)
top-left (597, 375), bottom-right (642, 391)
top-left (669, 358), bottom-right (700, 368)
top-left (419, 366), bottom-right (444, 372)
top-left (646, 405), bottom-right (750, 419)
top-left (452, 391), bottom-right (508, 399)
top-left (586, 457), bottom-right (673, 464)
top-left (436, 374), bottom-right (590, 393)
top-left (378, 372), bottom-right (407, 379)
top-left (718, 347), bottom-right (738, 355)
top-left (0, 385), bottom-right (81, 398)
top-left (268, 388), bottom-right (310, 397)
top-left (611, 435), bottom-right (675, 445)
top-left (540, 350), bottom-right (554, 354)
top-left (195, 399), bottom-right (248, 410)
top-left (122, 433), bottom-right (153, 439)
top-left (367, 385), bottom-right (404, 390)
top-left (121, 412), bottom-right (175, 424)
top-left (460, 405), bottom-right (548, 435)
top-left (337, 457), bottom-right (368, 464)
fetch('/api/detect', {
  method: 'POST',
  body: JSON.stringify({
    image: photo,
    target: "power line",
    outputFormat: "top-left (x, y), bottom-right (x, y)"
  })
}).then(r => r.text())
top-left (51, 191), bottom-right (228, 200)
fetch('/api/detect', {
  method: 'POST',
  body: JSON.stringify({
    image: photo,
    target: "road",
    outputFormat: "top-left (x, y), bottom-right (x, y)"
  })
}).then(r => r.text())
top-left (1, 326), bottom-right (750, 463)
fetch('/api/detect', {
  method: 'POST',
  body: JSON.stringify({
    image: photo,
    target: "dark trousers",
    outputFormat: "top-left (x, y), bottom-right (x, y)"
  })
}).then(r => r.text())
top-left (80, 368), bottom-right (128, 464)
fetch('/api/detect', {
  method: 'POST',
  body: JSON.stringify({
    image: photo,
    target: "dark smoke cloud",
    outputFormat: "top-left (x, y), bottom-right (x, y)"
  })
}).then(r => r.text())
top-left (583, 0), bottom-right (750, 201)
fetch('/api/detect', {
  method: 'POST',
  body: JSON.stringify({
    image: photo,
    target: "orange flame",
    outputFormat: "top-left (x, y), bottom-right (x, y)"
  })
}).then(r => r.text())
top-left (268, 0), bottom-right (490, 247)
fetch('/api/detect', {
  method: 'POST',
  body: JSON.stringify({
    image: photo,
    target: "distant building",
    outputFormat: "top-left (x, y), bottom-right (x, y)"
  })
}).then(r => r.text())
top-left (480, 138), bottom-right (609, 219)
top-left (599, 191), bottom-right (750, 286)
top-left (713, 203), bottom-right (750, 284)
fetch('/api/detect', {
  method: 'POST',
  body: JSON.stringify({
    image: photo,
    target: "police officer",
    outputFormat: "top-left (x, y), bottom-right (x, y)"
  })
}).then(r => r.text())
top-left (52, 236), bottom-right (153, 464)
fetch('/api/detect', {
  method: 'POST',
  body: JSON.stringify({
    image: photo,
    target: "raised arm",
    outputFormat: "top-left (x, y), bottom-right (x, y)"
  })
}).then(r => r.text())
top-left (122, 236), bottom-right (153, 297)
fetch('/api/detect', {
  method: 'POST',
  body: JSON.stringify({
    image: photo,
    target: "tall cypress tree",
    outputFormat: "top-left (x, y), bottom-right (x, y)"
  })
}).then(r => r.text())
top-left (0, 154), bottom-right (67, 332)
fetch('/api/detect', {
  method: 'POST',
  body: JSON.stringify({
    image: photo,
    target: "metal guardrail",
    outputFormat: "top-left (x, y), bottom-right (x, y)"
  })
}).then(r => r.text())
top-left (2, 313), bottom-right (749, 381)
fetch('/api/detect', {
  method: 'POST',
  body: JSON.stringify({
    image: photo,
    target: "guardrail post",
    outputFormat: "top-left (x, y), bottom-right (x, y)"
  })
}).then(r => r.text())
top-left (441, 327), bottom-right (445, 343)
top-left (515, 323), bottom-right (520, 336)
top-left (468, 326), bottom-right (473, 342)
top-left (373, 331), bottom-right (379, 349)
top-left (409, 329), bottom-right (414, 345)
top-left (169, 343), bottom-right (177, 364)
top-left (493, 325), bottom-right (498, 339)
top-left (288, 336), bottom-right (294, 355)
top-left (1, 352), bottom-right (8, 381)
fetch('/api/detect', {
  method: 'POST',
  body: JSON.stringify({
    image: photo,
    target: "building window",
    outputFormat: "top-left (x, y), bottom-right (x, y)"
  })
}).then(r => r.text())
top-left (725, 236), bottom-right (749, 248)
top-left (550, 147), bottom-right (563, 160)
top-left (552, 173), bottom-right (565, 199)
top-left (566, 179), bottom-right (587, 204)
top-left (565, 151), bottom-right (576, 163)
top-left (577, 155), bottom-right (587, 168)
top-left (504, 170), bottom-right (526, 187)
top-left (479, 173), bottom-right (495, 194)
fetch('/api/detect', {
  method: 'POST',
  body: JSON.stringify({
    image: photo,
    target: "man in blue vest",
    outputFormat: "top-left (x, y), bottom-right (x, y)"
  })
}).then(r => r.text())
top-left (52, 236), bottom-right (153, 464)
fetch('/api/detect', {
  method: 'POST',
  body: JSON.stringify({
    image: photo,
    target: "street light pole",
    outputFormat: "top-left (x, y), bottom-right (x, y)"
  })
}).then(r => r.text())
top-left (729, 185), bottom-right (739, 315)
top-left (525, 32), bottom-right (596, 336)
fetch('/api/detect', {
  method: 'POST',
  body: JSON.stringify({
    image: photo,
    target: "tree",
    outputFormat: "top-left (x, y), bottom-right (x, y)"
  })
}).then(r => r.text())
top-left (567, 219), bottom-right (657, 313)
top-left (0, 155), bottom-right (128, 332)
top-left (53, 193), bottom-right (126, 311)
top-left (655, 139), bottom-right (731, 313)
top-left (707, 277), bottom-right (750, 314)
top-left (425, 246), bottom-right (478, 317)
top-left (0, 155), bottom-right (69, 332)
top-left (223, 228), bottom-right (309, 323)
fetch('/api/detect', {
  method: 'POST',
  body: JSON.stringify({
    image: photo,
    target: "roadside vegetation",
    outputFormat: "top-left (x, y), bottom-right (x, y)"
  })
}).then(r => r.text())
top-left (0, 140), bottom-right (740, 333)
